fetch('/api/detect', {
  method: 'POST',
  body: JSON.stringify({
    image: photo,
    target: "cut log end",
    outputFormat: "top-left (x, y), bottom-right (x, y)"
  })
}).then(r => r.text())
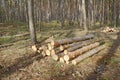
top-left (31, 45), bottom-right (37, 52)
top-left (45, 50), bottom-right (51, 56)
top-left (37, 50), bottom-right (41, 53)
top-left (48, 43), bottom-right (53, 50)
top-left (41, 51), bottom-right (46, 57)
top-left (51, 50), bottom-right (55, 55)
top-left (51, 40), bottom-right (55, 46)
top-left (38, 47), bottom-right (42, 50)
top-left (59, 45), bottom-right (64, 51)
top-left (59, 57), bottom-right (65, 63)
top-left (64, 50), bottom-right (68, 54)
top-left (64, 55), bottom-right (69, 61)
top-left (66, 61), bottom-right (70, 64)
top-left (72, 60), bottom-right (77, 65)
top-left (52, 54), bottom-right (58, 61)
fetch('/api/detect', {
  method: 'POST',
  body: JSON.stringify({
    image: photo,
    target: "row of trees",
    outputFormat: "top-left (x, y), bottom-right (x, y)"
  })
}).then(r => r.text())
top-left (0, 0), bottom-right (120, 27)
top-left (0, 0), bottom-right (120, 44)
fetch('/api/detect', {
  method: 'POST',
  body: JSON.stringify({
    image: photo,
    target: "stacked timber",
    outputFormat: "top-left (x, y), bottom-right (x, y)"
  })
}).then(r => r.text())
top-left (31, 34), bottom-right (106, 65)
top-left (102, 27), bottom-right (117, 32)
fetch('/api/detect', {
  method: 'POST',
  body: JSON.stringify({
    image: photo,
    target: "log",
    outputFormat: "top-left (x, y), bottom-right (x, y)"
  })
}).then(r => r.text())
top-left (51, 49), bottom-right (56, 55)
top-left (40, 45), bottom-right (48, 50)
top-left (59, 57), bottom-right (65, 63)
top-left (72, 45), bottom-right (106, 65)
top-left (63, 42), bottom-right (101, 61)
top-left (45, 49), bottom-right (51, 56)
top-left (46, 49), bottom-right (59, 56)
top-left (59, 45), bottom-right (64, 51)
top-left (38, 45), bottom-right (48, 55)
top-left (51, 34), bottom-right (94, 47)
top-left (50, 49), bottom-right (56, 55)
top-left (61, 38), bottom-right (97, 51)
top-left (37, 50), bottom-right (41, 53)
top-left (38, 50), bottom-right (46, 56)
top-left (58, 42), bottom-right (81, 51)
top-left (41, 51), bottom-right (47, 56)
top-left (52, 52), bottom-right (65, 61)
top-left (47, 43), bottom-right (53, 50)
top-left (52, 54), bottom-right (59, 61)
top-left (50, 45), bottom-right (65, 55)
top-left (31, 45), bottom-right (37, 52)
top-left (64, 39), bottom-right (102, 54)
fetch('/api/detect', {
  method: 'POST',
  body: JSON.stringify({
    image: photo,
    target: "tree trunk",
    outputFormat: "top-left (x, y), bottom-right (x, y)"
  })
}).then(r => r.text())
top-left (82, 0), bottom-right (88, 32)
top-left (27, 0), bottom-right (37, 45)
top-left (113, 0), bottom-right (117, 27)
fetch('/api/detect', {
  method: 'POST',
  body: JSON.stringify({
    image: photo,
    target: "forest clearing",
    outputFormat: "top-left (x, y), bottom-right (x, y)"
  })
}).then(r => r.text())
top-left (0, 0), bottom-right (120, 80)
top-left (0, 23), bottom-right (120, 80)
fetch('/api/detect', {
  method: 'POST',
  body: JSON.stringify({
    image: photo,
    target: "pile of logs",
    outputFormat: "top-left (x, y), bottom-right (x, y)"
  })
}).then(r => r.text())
top-left (32, 34), bottom-right (106, 65)
top-left (102, 27), bottom-right (117, 32)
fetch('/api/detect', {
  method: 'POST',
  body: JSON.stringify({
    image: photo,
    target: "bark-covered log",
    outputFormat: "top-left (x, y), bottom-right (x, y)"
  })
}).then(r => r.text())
top-left (64, 39), bottom-right (102, 54)
top-left (51, 34), bottom-right (94, 47)
top-left (72, 45), bottom-right (106, 65)
top-left (63, 42), bottom-right (101, 61)
top-left (59, 42), bottom-right (82, 51)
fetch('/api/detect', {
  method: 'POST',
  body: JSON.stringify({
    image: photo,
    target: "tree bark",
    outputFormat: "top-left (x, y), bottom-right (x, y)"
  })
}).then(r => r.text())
top-left (82, 0), bottom-right (88, 32)
top-left (72, 45), bottom-right (106, 65)
top-left (63, 42), bottom-right (101, 61)
top-left (64, 39), bottom-right (102, 54)
top-left (51, 34), bottom-right (94, 47)
top-left (27, 0), bottom-right (37, 45)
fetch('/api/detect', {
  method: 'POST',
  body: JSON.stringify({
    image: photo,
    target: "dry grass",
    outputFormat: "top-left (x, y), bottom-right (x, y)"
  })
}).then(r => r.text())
top-left (0, 24), bottom-right (120, 80)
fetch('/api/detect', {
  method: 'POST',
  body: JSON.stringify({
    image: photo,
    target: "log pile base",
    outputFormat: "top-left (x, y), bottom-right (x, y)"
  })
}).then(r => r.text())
top-left (31, 34), bottom-right (106, 65)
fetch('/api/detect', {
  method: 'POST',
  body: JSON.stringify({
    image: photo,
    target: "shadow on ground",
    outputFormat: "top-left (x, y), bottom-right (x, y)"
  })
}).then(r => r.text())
top-left (86, 31), bottom-right (120, 80)
top-left (0, 52), bottom-right (44, 79)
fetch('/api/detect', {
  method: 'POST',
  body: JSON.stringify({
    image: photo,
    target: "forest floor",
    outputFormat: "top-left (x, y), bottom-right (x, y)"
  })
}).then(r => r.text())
top-left (0, 23), bottom-right (120, 80)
